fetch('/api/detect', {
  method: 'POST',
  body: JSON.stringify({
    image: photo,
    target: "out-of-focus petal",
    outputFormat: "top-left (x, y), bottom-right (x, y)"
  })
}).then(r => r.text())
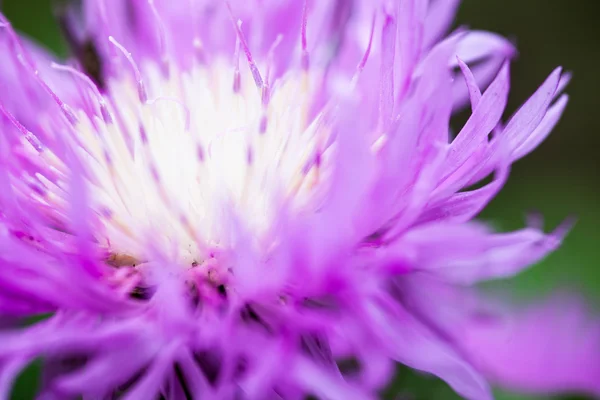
top-left (381, 220), bottom-right (568, 285)
top-left (461, 297), bottom-right (600, 396)
top-left (360, 292), bottom-right (492, 400)
top-left (423, 0), bottom-right (461, 50)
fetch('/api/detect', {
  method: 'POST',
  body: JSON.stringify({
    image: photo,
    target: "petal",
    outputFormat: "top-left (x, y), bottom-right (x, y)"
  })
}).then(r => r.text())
top-left (396, 0), bottom-right (428, 99)
top-left (0, 357), bottom-right (29, 399)
top-left (452, 54), bottom-right (507, 111)
top-left (457, 56), bottom-right (482, 111)
top-left (292, 356), bottom-right (375, 400)
top-left (461, 297), bottom-right (600, 396)
top-left (379, 12), bottom-right (397, 130)
top-left (396, 278), bottom-right (600, 397)
top-left (122, 341), bottom-right (181, 400)
top-left (451, 31), bottom-right (516, 110)
top-left (512, 94), bottom-right (569, 161)
top-left (453, 31), bottom-right (516, 66)
top-left (467, 68), bottom-right (568, 183)
top-left (417, 159), bottom-right (510, 224)
top-left (436, 62), bottom-right (510, 199)
top-left (361, 292), bottom-right (492, 400)
top-left (423, 0), bottom-right (461, 50)
top-left (0, 21), bottom-right (75, 124)
top-left (384, 220), bottom-right (568, 285)
top-left (503, 67), bottom-right (563, 151)
top-left (372, 31), bottom-right (457, 225)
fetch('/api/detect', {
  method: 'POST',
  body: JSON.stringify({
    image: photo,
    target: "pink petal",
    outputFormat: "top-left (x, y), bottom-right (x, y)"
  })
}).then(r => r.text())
top-left (462, 297), bottom-right (600, 396)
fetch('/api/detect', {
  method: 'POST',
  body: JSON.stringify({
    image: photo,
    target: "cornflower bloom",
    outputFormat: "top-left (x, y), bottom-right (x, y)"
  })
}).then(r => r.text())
top-left (0, 1), bottom-right (598, 399)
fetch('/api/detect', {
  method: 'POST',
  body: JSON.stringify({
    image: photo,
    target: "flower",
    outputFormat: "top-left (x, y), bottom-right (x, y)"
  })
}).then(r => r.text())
top-left (0, 0), bottom-right (597, 399)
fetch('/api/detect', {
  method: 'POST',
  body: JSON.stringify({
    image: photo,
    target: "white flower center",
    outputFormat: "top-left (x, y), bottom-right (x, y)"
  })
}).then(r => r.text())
top-left (31, 61), bottom-right (331, 266)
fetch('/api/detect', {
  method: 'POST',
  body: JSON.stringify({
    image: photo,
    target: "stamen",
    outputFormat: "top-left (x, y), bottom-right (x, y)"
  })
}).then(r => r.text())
top-left (188, 0), bottom-right (206, 65)
top-left (108, 36), bottom-right (148, 103)
top-left (379, 12), bottom-right (397, 131)
top-left (353, 13), bottom-right (377, 84)
top-left (225, 1), bottom-right (264, 89)
top-left (96, 0), bottom-right (120, 60)
top-left (233, 33), bottom-right (241, 93)
top-left (0, 102), bottom-right (43, 152)
top-left (179, 214), bottom-right (203, 251)
top-left (265, 35), bottom-right (284, 87)
top-left (51, 62), bottom-right (113, 124)
top-left (259, 115), bottom-right (268, 135)
top-left (259, 85), bottom-right (270, 134)
top-left (146, 96), bottom-right (191, 132)
top-left (0, 18), bottom-right (79, 125)
top-left (301, 0), bottom-right (310, 71)
top-left (193, 37), bottom-right (207, 65)
top-left (247, 146), bottom-right (253, 165)
top-left (261, 85), bottom-right (270, 109)
top-left (259, 35), bottom-right (283, 134)
top-left (139, 125), bottom-right (149, 144)
top-left (19, 6), bottom-right (330, 271)
top-left (147, 0), bottom-right (170, 75)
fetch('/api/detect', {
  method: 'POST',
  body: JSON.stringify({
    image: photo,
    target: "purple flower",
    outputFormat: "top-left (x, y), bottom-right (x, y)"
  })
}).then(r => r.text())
top-left (0, 1), bottom-right (597, 399)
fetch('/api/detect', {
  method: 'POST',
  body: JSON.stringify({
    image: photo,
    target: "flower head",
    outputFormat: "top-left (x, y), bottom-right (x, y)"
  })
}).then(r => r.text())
top-left (0, 1), bottom-right (598, 399)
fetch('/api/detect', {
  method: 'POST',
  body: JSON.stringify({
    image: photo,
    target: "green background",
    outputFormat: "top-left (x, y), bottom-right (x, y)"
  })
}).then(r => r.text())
top-left (2, 0), bottom-right (598, 399)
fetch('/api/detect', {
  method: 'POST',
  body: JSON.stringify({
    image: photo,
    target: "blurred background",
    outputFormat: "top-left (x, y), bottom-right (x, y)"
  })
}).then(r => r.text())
top-left (2, 0), bottom-right (598, 399)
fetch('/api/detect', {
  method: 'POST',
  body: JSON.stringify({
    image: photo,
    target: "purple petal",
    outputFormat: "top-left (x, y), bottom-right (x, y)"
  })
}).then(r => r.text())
top-left (461, 297), bottom-right (600, 396)
top-left (383, 220), bottom-right (568, 285)
top-left (417, 159), bottom-right (510, 224)
top-left (436, 61), bottom-right (510, 198)
top-left (396, 0), bottom-right (428, 99)
top-left (453, 31), bottom-right (516, 66)
top-left (457, 56), bottom-right (482, 111)
top-left (360, 292), bottom-right (492, 400)
top-left (379, 12), bottom-right (397, 130)
top-left (122, 342), bottom-right (181, 400)
top-left (512, 94), bottom-right (569, 161)
top-left (503, 67), bottom-right (563, 151)
top-left (423, 0), bottom-right (461, 50)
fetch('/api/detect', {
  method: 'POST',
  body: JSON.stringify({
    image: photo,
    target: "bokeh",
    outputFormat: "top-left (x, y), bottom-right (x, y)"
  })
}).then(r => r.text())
top-left (2, 0), bottom-right (598, 399)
